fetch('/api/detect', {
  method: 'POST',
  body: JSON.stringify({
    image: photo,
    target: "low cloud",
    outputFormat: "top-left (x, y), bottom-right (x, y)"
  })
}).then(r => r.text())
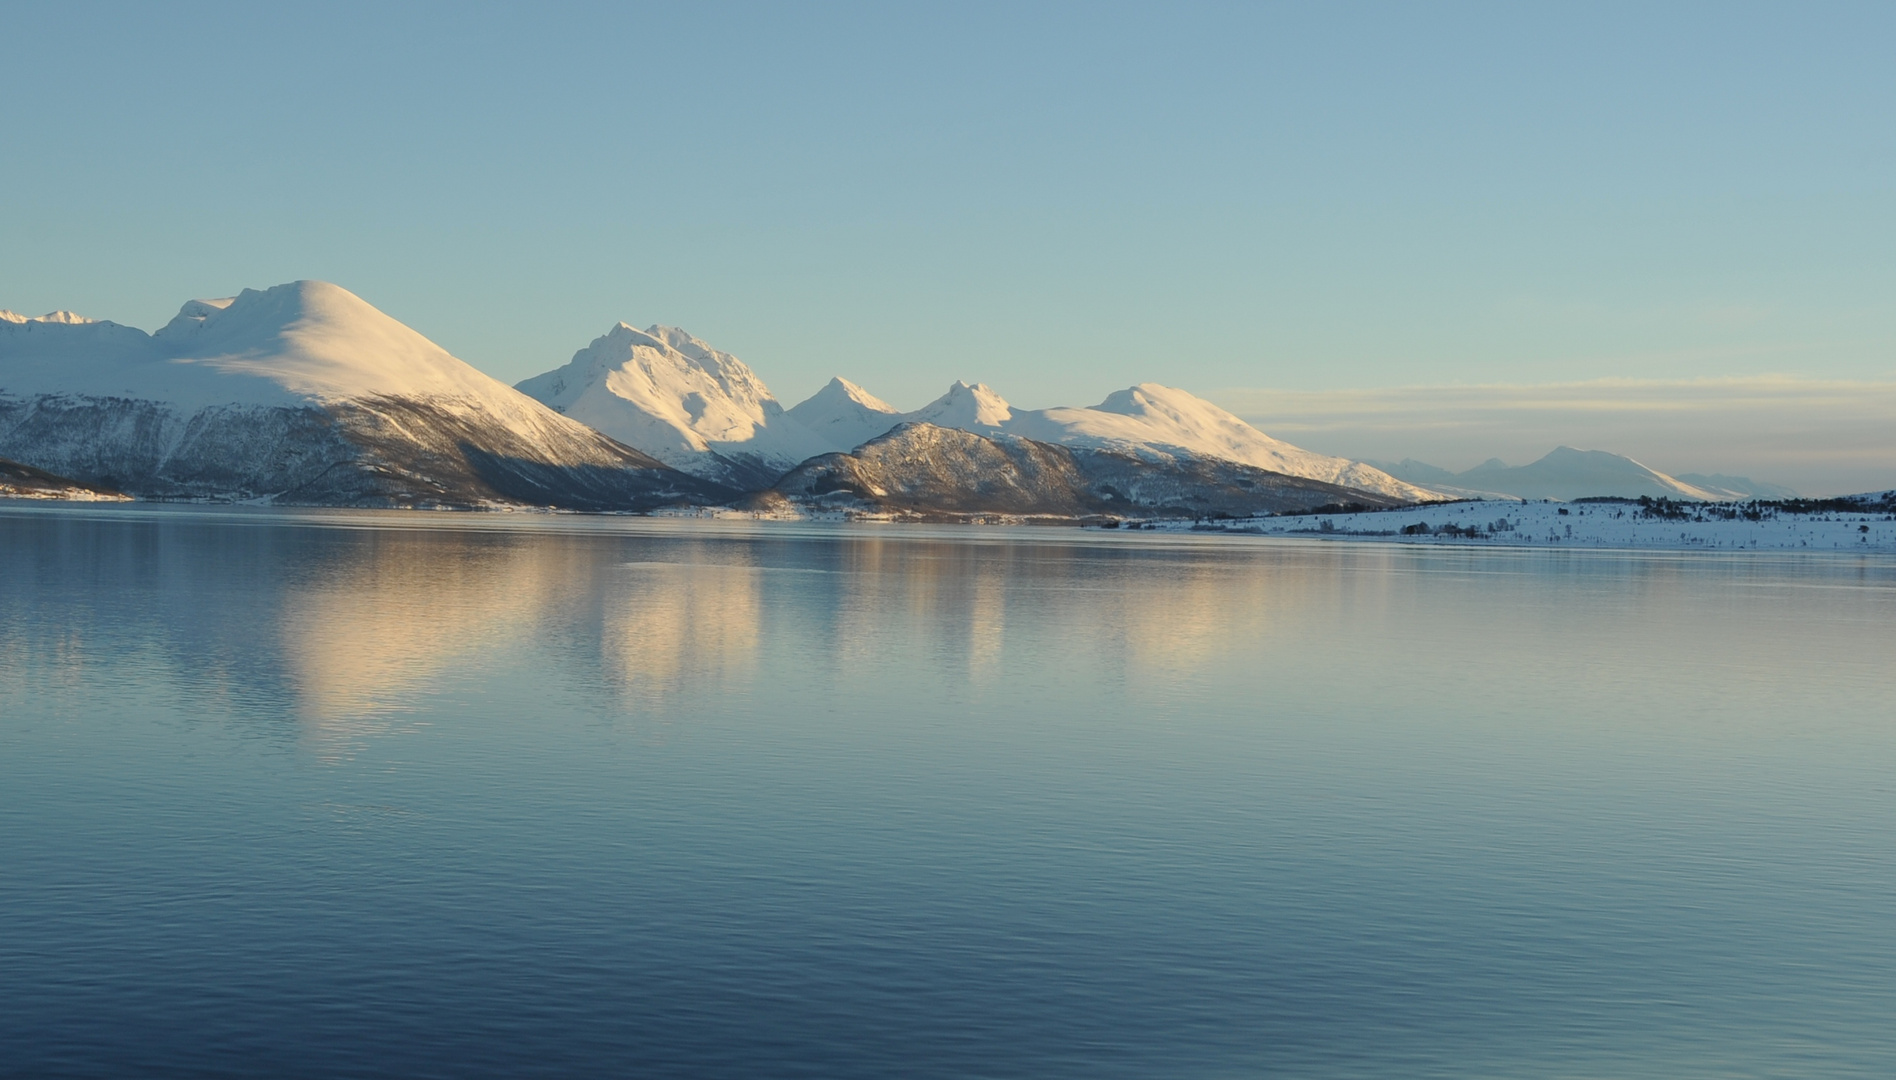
top-left (1214, 377), bottom-right (1896, 496)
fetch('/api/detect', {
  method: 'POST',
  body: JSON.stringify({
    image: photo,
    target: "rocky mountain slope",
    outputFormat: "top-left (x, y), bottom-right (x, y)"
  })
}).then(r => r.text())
top-left (761, 422), bottom-right (1407, 519)
top-left (0, 283), bottom-right (726, 509)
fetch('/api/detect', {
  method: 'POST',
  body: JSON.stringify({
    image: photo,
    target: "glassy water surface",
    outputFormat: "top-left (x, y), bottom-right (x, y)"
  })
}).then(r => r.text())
top-left (2, 504), bottom-right (1893, 1079)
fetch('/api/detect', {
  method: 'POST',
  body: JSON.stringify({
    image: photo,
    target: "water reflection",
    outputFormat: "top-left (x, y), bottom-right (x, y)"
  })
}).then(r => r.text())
top-left (289, 534), bottom-right (528, 723)
top-left (607, 557), bottom-right (761, 699)
top-left (2, 509), bottom-right (1893, 753)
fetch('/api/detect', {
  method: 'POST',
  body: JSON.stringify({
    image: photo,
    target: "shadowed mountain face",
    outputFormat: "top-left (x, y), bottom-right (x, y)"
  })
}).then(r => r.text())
top-left (332, 397), bottom-right (735, 510)
top-left (0, 394), bottom-right (736, 509)
top-left (766, 423), bottom-right (1407, 519)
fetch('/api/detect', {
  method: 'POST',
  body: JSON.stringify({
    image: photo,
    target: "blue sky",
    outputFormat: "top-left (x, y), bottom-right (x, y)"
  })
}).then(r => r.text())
top-left (3, 2), bottom-right (1892, 484)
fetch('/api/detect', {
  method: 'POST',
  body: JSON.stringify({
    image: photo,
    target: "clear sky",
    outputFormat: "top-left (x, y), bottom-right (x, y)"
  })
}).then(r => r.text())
top-left (3, 2), bottom-right (1892, 488)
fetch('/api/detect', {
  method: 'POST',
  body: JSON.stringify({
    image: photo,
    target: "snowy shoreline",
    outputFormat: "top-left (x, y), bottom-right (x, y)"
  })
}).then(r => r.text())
top-left (1134, 496), bottom-right (1896, 553)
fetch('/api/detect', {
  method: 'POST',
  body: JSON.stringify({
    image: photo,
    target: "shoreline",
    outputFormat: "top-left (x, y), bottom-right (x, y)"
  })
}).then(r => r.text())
top-left (6, 494), bottom-right (1895, 556)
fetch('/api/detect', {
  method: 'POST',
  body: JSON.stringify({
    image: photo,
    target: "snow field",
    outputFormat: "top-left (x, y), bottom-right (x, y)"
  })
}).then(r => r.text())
top-left (1152, 498), bottom-right (1896, 553)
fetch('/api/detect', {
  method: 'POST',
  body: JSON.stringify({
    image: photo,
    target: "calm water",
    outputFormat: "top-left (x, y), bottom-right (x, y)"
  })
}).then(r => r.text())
top-left (2, 505), bottom-right (1893, 1079)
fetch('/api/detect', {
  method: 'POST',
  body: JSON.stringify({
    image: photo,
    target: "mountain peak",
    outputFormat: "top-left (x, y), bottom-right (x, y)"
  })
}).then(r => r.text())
top-left (578, 323), bottom-right (759, 384)
top-left (819, 376), bottom-right (896, 411)
top-left (151, 279), bottom-right (395, 341)
top-left (1, 310), bottom-right (97, 325)
top-left (144, 279), bottom-right (542, 406)
top-left (154, 296), bottom-right (239, 338)
top-left (515, 320), bottom-right (828, 485)
top-left (786, 376), bottom-right (904, 454)
top-left (910, 380), bottom-right (1014, 432)
top-left (794, 376), bottom-right (898, 416)
top-left (599, 321), bottom-right (660, 347)
top-left (6, 279), bottom-right (524, 407)
top-left (642, 324), bottom-right (713, 351)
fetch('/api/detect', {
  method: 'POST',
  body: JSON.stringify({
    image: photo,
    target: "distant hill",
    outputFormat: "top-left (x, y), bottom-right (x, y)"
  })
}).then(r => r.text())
top-left (1370, 448), bottom-right (1793, 501)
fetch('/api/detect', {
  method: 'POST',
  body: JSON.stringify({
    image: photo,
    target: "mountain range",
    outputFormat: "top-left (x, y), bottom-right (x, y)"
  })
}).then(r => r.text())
top-left (3, 279), bottom-right (1800, 517)
top-left (511, 336), bottom-right (1433, 501)
top-left (1, 280), bottom-right (1439, 517)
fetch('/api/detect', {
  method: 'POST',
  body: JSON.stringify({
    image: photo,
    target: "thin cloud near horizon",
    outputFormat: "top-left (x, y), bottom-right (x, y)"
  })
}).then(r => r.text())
top-left (1214, 376), bottom-right (1896, 496)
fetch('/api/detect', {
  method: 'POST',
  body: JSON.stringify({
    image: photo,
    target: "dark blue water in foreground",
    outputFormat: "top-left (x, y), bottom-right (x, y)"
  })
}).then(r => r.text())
top-left (2, 504), bottom-right (1893, 1079)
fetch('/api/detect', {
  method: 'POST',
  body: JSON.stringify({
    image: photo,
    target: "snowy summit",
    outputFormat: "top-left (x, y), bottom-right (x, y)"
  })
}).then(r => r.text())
top-left (516, 323), bottom-right (831, 490)
top-left (784, 377), bottom-right (903, 453)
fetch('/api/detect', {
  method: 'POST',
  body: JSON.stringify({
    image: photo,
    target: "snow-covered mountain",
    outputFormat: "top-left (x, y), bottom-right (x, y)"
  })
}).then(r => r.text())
top-left (784, 379), bottom-right (1436, 501)
top-left (511, 315), bottom-right (1431, 503)
top-left (903, 380), bottom-right (1017, 435)
top-left (1373, 447), bottom-right (1729, 501)
top-left (0, 282), bottom-right (722, 509)
top-left (3, 282), bottom-right (1435, 512)
top-left (515, 324), bottom-right (830, 490)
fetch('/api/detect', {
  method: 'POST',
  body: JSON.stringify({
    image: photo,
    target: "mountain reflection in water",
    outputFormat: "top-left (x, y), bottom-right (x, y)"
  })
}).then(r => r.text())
top-left (0, 510), bottom-right (1327, 736)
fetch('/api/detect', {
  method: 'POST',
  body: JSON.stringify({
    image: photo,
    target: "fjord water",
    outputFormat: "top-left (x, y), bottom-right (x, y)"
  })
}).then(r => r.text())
top-left (2, 507), bottom-right (1892, 1079)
